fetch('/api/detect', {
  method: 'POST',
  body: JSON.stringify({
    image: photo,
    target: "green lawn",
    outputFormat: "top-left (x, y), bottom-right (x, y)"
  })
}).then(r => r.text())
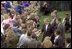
top-left (39, 11), bottom-right (71, 29)
top-left (38, 11), bottom-right (71, 41)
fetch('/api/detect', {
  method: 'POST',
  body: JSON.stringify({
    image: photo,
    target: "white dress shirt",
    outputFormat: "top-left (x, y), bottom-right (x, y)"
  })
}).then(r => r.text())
top-left (54, 35), bottom-right (59, 43)
top-left (66, 43), bottom-right (70, 48)
top-left (45, 24), bottom-right (48, 31)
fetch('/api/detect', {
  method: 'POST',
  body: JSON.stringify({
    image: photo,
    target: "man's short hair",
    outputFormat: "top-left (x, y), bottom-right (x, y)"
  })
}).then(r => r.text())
top-left (56, 30), bottom-right (61, 35)
top-left (27, 31), bottom-right (32, 36)
top-left (66, 37), bottom-right (71, 43)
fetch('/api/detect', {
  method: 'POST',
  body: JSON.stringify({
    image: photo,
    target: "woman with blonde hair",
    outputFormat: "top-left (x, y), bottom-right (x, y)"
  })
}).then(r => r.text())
top-left (42, 36), bottom-right (53, 48)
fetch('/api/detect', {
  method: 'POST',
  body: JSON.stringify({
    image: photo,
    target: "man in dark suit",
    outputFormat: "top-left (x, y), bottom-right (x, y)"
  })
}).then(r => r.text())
top-left (57, 18), bottom-right (65, 46)
top-left (42, 20), bottom-right (51, 41)
top-left (54, 30), bottom-right (64, 48)
top-left (57, 21), bottom-right (65, 39)
top-left (50, 18), bottom-right (58, 44)
top-left (56, 18), bottom-right (65, 48)
top-left (64, 14), bottom-right (70, 32)
top-left (40, 1), bottom-right (51, 15)
top-left (65, 37), bottom-right (71, 48)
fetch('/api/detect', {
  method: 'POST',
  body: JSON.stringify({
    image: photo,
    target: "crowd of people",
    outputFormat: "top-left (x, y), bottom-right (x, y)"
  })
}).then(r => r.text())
top-left (1, 1), bottom-right (71, 48)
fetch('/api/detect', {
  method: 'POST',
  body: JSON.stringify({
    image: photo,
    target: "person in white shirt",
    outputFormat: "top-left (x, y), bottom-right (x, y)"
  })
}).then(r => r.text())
top-left (17, 31), bottom-right (32, 48)
top-left (53, 30), bottom-right (64, 48)
top-left (17, 33), bottom-right (27, 48)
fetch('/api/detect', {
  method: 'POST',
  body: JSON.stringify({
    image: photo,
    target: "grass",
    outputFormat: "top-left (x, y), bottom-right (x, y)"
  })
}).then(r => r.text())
top-left (38, 11), bottom-right (71, 41)
top-left (39, 11), bottom-right (71, 28)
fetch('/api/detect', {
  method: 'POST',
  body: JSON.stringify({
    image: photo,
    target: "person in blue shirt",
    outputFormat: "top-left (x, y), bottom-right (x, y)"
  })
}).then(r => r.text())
top-left (15, 1), bottom-right (30, 14)
top-left (15, 4), bottom-right (22, 14)
top-left (21, 1), bottom-right (30, 8)
top-left (3, 1), bottom-right (11, 13)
